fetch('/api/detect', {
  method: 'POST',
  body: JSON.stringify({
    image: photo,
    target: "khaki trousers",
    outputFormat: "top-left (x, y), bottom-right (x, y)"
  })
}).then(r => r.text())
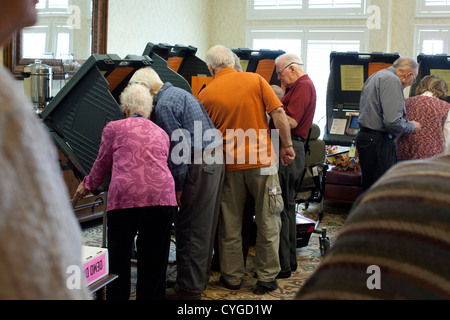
top-left (219, 166), bottom-right (283, 285)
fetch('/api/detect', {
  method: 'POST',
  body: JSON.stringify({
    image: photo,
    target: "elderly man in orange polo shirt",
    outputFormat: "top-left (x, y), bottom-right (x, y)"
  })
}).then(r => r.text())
top-left (199, 45), bottom-right (295, 295)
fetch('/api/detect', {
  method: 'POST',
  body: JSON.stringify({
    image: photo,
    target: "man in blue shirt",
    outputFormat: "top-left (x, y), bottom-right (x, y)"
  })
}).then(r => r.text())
top-left (129, 67), bottom-right (224, 300)
top-left (356, 57), bottom-right (421, 191)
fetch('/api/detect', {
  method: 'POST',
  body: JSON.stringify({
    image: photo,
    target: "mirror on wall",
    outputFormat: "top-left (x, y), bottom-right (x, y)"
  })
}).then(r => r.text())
top-left (3, 0), bottom-right (108, 79)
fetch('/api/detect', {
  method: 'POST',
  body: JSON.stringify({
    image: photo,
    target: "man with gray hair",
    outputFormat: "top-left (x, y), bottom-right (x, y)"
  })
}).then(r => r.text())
top-left (271, 53), bottom-right (316, 279)
top-left (199, 45), bottom-right (295, 295)
top-left (356, 57), bottom-right (421, 191)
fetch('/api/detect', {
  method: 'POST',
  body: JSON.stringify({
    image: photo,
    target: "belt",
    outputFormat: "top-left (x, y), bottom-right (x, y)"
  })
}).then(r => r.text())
top-left (359, 127), bottom-right (393, 139)
top-left (292, 135), bottom-right (305, 142)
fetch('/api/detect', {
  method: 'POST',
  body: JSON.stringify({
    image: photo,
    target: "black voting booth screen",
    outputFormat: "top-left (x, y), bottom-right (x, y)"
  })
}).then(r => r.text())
top-left (323, 52), bottom-right (400, 146)
top-left (232, 48), bottom-right (285, 87)
top-left (410, 54), bottom-right (450, 104)
top-left (41, 53), bottom-right (190, 192)
top-left (143, 42), bottom-right (211, 98)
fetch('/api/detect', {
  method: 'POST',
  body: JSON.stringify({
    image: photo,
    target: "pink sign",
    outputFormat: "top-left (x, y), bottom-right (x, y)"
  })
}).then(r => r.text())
top-left (83, 253), bottom-right (107, 285)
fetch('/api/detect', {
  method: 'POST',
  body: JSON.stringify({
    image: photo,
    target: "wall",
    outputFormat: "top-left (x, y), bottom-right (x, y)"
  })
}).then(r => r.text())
top-left (206, 0), bottom-right (449, 58)
top-left (2, 1), bottom-right (448, 69)
top-left (107, 0), bottom-right (211, 59)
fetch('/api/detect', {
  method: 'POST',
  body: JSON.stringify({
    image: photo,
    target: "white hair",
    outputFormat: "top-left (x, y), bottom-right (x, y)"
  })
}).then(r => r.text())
top-left (206, 45), bottom-right (235, 72)
top-left (275, 53), bottom-right (303, 69)
top-left (393, 57), bottom-right (419, 72)
top-left (129, 67), bottom-right (164, 91)
top-left (119, 83), bottom-right (153, 117)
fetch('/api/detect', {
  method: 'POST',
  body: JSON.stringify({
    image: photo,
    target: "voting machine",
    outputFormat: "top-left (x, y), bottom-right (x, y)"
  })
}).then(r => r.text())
top-left (410, 54), bottom-right (450, 103)
top-left (41, 54), bottom-right (190, 192)
top-left (323, 51), bottom-right (400, 146)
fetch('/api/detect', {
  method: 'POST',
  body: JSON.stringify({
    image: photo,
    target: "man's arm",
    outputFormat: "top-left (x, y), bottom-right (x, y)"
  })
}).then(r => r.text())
top-left (381, 78), bottom-right (418, 137)
top-left (286, 114), bottom-right (298, 129)
top-left (270, 107), bottom-right (295, 166)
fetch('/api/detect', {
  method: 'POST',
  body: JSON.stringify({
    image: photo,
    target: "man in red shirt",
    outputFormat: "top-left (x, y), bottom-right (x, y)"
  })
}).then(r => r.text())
top-left (271, 53), bottom-right (316, 278)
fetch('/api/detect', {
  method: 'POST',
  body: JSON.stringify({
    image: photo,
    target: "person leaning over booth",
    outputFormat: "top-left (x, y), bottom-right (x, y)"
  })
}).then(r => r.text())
top-left (356, 57), bottom-right (421, 191)
top-left (128, 67), bottom-right (224, 300)
top-left (271, 53), bottom-right (316, 279)
top-left (73, 84), bottom-right (177, 300)
top-left (199, 45), bottom-right (295, 295)
top-left (396, 75), bottom-right (450, 160)
top-left (0, 0), bottom-right (90, 300)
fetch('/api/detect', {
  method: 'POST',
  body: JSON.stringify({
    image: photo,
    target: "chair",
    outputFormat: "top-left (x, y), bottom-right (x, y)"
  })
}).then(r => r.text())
top-left (295, 123), bottom-right (330, 256)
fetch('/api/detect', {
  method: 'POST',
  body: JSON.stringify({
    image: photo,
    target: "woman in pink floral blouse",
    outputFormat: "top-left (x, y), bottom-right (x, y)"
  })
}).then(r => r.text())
top-left (74, 84), bottom-right (177, 300)
top-left (396, 75), bottom-right (450, 160)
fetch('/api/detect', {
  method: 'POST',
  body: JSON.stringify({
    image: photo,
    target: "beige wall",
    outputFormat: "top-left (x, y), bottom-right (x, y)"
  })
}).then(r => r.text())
top-left (206, 0), bottom-right (448, 58)
top-left (2, 1), bottom-right (449, 66)
top-left (107, 0), bottom-right (211, 59)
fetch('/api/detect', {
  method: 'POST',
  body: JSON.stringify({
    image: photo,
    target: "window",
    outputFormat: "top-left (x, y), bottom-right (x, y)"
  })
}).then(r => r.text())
top-left (416, 0), bottom-right (450, 17)
top-left (23, 23), bottom-right (73, 59)
top-left (414, 25), bottom-right (450, 56)
top-left (23, 26), bottom-right (49, 58)
top-left (23, 0), bottom-right (75, 59)
top-left (247, 26), bottom-right (368, 130)
top-left (247, 0), bottom-right (370, 20)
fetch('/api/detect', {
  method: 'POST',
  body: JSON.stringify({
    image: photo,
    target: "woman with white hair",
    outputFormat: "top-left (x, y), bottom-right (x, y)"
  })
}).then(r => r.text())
top-left (74, 84), bottom-right (177, 300)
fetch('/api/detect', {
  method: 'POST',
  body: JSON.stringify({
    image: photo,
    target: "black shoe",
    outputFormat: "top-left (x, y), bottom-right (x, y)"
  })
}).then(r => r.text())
top-left (253, 280), bottom-right (278, 295)
top-left (276, 270), bottom-right (292, 279)
top-left (219, 276), bottom-right (241, 290)
top-left (166, 287), bottom-right (201, 300)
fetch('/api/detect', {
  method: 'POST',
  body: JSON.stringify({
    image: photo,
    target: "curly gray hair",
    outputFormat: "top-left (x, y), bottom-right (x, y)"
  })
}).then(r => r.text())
top-left (119, 83), bottom-right (153, 118)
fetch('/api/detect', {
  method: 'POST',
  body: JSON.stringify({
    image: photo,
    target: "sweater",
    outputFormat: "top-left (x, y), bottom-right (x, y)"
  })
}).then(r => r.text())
top-left (0, 66), bottom-right (90, 299)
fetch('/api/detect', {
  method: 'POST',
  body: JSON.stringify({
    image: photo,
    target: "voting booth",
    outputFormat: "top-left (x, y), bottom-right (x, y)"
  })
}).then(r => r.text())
top-left (323, 52), bottom-right (400, 146)
top-left (410, 54), bottom-right (450, 103)
top-left (41, 53), bottom-right (190, 193)
top-left (142, 42), bottom-right (210, 98)
top-left (231, 48), bottom-right (285, 87)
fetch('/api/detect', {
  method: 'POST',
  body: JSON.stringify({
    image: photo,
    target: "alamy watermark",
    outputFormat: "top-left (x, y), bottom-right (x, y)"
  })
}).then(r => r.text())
top-left (366, 265), bottom-right (381, 290)
top-left (169, 121), bottom-right (280, 174)
top-left (367, 5), bottom-right (382, 30)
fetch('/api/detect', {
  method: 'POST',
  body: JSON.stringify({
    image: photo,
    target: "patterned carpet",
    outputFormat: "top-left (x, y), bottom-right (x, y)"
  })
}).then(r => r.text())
top-left (81, 201), bottom-right (352, 300)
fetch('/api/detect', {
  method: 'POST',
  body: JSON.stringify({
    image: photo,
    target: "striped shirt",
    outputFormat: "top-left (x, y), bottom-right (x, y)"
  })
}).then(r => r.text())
top-left (297, 154), bottom-right (450, 300)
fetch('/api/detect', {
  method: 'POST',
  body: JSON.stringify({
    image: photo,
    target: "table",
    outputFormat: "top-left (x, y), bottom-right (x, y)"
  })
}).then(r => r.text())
top-left (87, 274), bottom-right (118, 300)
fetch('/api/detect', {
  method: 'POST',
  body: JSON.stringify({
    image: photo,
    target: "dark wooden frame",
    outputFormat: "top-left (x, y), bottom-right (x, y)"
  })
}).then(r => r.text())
top-left (3, 0), bottom-right (108, 79)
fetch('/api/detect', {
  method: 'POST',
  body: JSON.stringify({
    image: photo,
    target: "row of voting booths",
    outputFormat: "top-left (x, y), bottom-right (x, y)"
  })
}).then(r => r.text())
top-left (42, 44), bottom-right (285, 222)
top-left (40, 45), bottom-right (450, 219)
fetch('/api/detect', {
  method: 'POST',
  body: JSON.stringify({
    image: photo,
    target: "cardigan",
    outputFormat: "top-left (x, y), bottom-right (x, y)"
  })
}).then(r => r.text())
top-left (396, 95), bottom-right (450, 160)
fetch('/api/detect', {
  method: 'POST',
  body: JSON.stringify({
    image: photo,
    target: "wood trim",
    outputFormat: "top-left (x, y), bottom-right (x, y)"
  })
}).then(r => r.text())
top-left (2, 0), bottom-right (108, 79)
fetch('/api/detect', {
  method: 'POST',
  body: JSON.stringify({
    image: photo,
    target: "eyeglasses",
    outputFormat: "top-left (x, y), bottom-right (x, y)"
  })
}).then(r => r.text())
top-left (276, 62), bottom-right (302, 76)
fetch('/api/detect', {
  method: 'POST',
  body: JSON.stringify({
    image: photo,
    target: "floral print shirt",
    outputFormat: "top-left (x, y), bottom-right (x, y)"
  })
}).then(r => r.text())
top-left (83, 116), bottom-right (177, 210)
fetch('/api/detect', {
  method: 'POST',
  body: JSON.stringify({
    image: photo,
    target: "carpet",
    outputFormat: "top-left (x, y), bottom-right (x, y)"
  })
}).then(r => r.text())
top-left (81, 201), bottom-right (352, 300)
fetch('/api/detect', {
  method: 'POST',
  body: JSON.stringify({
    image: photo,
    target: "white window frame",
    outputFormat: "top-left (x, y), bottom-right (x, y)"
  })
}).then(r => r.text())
top-left (246, 25), bottom-right (369, 127)
top-left (22, 22), bottom-right (74, 59)
top-left (247, 0), bottom-right (371, 20)
top-left (246, 25), bottom-right (369, 73)
top-left (416, 0), bottom-right (450, 18)
top-left (414, 25), bottom-right (450, 56)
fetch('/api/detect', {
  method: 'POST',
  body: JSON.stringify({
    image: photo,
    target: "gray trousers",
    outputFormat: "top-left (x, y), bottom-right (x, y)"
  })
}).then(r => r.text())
top-left (278, 140), bottom-right (305, 273)
top-left (174, 160), bottom-right (225, 293)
